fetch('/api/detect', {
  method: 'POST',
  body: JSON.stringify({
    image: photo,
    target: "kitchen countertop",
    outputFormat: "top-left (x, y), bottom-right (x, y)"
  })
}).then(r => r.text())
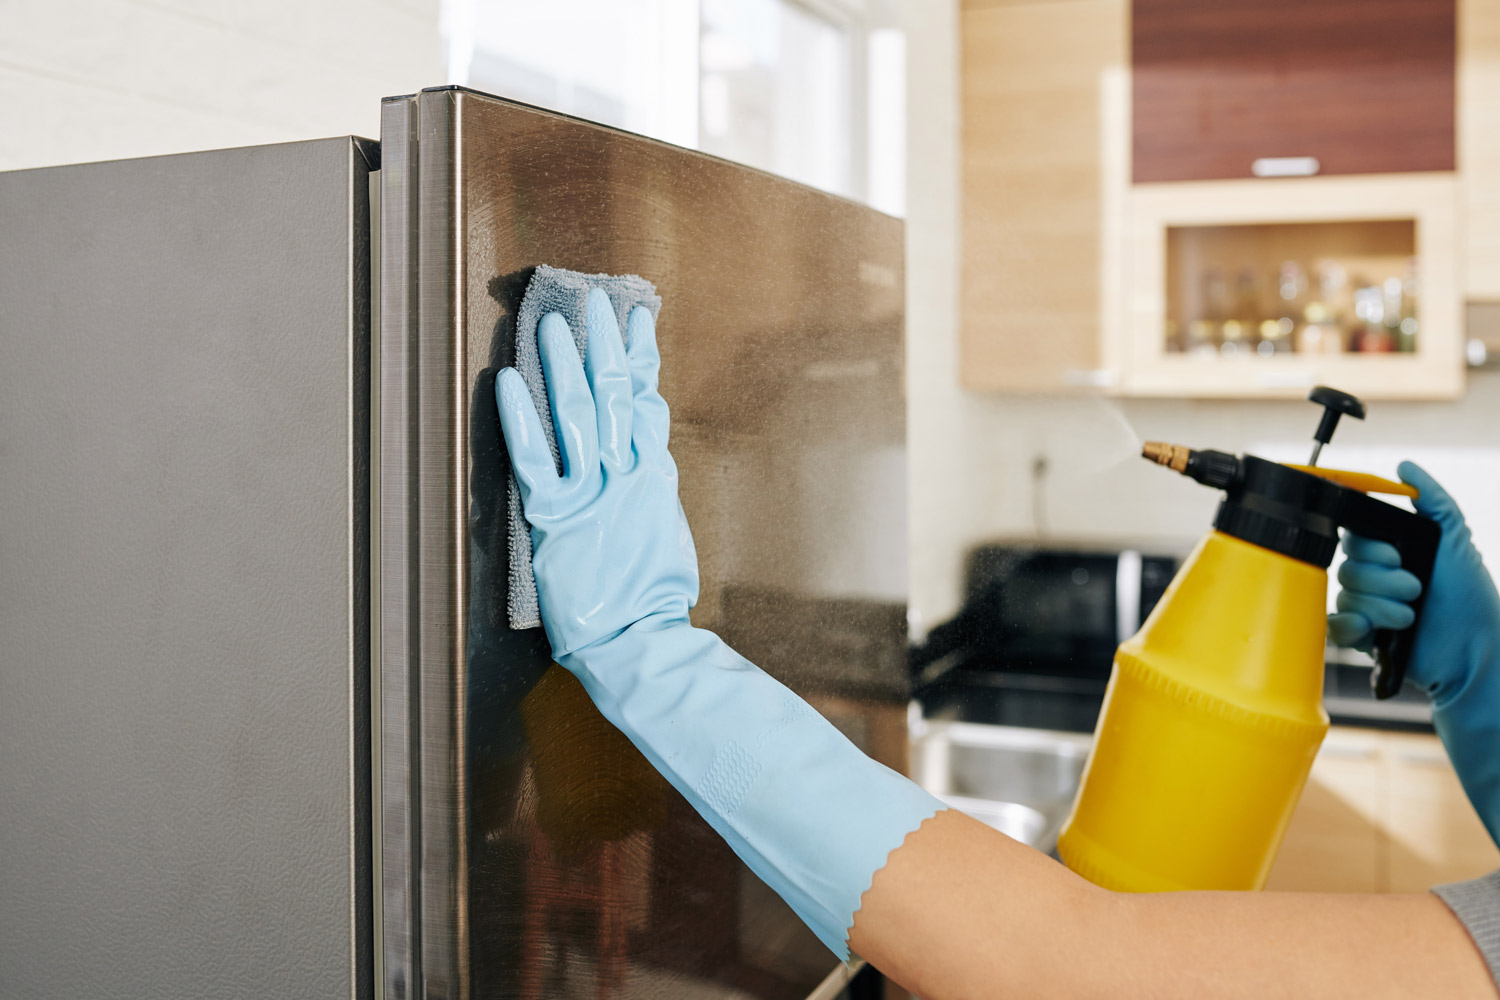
top-left (916, 659), bottom-right (1434, 735)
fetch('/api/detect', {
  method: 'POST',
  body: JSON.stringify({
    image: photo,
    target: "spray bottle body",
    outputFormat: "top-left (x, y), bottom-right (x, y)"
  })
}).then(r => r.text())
top-left (1057, 530), bottom-right (1330, 892)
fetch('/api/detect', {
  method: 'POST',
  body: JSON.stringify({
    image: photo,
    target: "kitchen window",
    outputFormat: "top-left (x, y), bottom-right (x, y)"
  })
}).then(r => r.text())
top-left (441, 0), bottom-right (904, 214)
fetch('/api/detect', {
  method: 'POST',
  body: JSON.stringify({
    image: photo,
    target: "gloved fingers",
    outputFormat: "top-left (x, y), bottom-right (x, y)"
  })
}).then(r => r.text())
top-left (1399, 460), bottom-right (1466, 530)
top-left (1337, 558), bottom-right (1422, 602)
top-left (1336, 588), bottom-right (1417, 631)
top-left (1327, 611), bottom-right (1376, 651)
top-left (495, 367), bottom-right (559, 506)
top-left (539, 314), bottom-right (600, 482)
top-left (583, 289), bottom-right (635, 472)
top-left (1341, 533), bottom-right (1402, 567)
top-left (625, 305), bottom-right (671, 460)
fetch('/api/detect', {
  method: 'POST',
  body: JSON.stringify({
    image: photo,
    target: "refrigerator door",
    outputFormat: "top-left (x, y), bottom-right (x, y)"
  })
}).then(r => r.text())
top-left (380, 89), bottom-right (909, 1000)
top-left (0, 139), bottom-right (376, 998)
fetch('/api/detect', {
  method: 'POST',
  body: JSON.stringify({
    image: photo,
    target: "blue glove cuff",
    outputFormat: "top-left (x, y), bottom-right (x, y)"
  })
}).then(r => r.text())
top-left (563, 621), bottom-right (946, 958)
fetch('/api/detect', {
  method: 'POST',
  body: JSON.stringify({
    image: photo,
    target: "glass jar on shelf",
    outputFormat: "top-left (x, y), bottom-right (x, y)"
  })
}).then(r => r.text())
top-left (1219, 268), bottom-right (1260, 357)
top-left (1290, 264), bottom-right (1345, 354)
top-left (1257, 317), bottom-right (1294, 355)
top-left (1397, 258), bottom-right (1420, 353)
top-left (1185, 268), bottom-right (1230, 357)
top-left (1351, 281), bottom-right (1394, 352)
top-left (1277, 261), bottom-right (1308, 354)
top-left (1315, 261), bottom-right (1351, 350)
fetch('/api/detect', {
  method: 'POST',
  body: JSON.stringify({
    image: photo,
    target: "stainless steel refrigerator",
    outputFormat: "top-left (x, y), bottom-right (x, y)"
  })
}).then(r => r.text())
top-left (0, 87), bottom-right (909, 1000)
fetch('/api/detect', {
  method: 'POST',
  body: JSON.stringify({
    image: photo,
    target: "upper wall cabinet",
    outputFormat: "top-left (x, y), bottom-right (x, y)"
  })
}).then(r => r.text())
top-left (1133, 0), bottom-right (1455, 183)
top-left (1121, 0), bottom-right (1462, 398)
top-left (961, 0), bottom-right (1469, 398)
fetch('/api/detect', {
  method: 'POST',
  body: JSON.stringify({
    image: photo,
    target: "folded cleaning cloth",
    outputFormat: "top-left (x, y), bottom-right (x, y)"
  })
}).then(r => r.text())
top-left (507, 265), bottom-right (662, 630)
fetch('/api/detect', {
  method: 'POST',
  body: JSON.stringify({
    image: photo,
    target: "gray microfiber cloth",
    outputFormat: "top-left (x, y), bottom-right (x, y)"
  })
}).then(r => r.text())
top-left (507, 265), bottom-right (662, 630)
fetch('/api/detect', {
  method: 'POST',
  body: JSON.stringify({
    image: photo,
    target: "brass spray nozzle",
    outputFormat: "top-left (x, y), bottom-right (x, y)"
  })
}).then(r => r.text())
top-left (1142, 441), bottom-right (1191, 473)
top-left (1142, 442), bottom-right (1243, 490)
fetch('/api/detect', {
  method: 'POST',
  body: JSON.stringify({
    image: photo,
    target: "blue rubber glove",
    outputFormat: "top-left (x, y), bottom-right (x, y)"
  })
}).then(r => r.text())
top-left (1329, 461), bottom-right (1500, 843)
top-left (494, 288), bottom-right (944, 959)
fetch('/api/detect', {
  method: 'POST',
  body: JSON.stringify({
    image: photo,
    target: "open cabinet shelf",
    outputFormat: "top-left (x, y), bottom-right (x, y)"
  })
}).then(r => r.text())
top-left (1118, 173), bottom-right (1462, 398)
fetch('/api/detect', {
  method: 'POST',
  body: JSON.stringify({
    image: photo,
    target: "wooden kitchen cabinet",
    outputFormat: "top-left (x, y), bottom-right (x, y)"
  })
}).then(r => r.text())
top-left (1461, 0), bottom-right (1500, 299)
top-left (1120, 0), bottom-right (1464, 398)
top-left (1264, 729), bottom-right (1384, 893)
top-left (959, 0), bottom-right (1468, 398)
top-left (1122, 0), bottom-right (1463, 397)
top-left (1383, 731), bottom-right (1500, 892)
top-left (960, 0), bottom-right (1129, 392)
top-left (1133, 0), bottom-right (1455, 184)
top-left (1121, 172), bottom-right (1463, 399)
top-left (1266, 727), bottom-right (1500, 893)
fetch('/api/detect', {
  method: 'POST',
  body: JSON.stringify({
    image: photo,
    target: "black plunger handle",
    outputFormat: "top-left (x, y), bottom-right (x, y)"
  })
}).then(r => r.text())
top-left (1337, 491), bottom-right (1441, 699)
top-left (1308, 386), bottom-right (1367, 459)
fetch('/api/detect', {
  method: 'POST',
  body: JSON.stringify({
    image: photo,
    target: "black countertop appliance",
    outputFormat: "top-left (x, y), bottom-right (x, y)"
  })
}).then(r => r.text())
top-left (913, 542), bottom-right (1433, 734)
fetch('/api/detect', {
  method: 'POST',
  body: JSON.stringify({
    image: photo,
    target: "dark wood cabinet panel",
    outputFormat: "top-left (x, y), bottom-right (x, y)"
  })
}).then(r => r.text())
top-left (1133, 0), bottom-right (1454, 183)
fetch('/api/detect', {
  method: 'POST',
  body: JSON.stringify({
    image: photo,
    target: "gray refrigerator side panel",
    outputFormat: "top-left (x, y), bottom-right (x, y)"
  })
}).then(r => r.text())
top-left (0, 138), bottom-right (375, 999)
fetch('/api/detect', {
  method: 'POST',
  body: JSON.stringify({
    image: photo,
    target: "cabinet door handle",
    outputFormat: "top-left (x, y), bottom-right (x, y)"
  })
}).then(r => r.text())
top-left (1252, 157), bottom-right (1321, 178)
top-left (1468, 338), bottom-right (1492, 368)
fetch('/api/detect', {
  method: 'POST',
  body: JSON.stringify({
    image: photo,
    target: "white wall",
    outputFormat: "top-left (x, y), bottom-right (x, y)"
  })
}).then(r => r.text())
top-left (904, 0), bottom-right (975, 635)
top-left (0, 0), bottom-right (443, 171)
top-left (902, 0), bottom-right (1500, 635)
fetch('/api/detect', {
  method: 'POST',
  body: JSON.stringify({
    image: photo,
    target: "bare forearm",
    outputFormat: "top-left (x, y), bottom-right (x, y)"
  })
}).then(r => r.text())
top-left (1121, 889), bottom-right (1489, 1000)
top-left (850, 809), bottom-right (1495, 1000)
top-left (849, 809), bottom-right (1132, 998)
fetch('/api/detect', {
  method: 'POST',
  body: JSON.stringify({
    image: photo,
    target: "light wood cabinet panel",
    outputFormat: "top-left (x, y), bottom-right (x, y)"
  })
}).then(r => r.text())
top-left (1383, 732), bottom-right (1500, 892)
top-left (960, 0), bottom-right (1127, 391)
top-left (1460, 0), bottom-right (1500, 298)
top-left (1266, 731), bottom-right (1383, 893)
top-left (1268, 728), bottom-right (1500, 893)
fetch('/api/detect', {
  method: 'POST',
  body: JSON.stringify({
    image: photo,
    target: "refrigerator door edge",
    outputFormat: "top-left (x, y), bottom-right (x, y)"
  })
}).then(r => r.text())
top-left (379, 89), bottom-right (469, 1000)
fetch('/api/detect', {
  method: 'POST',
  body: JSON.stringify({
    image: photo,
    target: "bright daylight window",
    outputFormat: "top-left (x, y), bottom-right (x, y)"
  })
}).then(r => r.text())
top-left (441, 0), bottom-right (905, 215)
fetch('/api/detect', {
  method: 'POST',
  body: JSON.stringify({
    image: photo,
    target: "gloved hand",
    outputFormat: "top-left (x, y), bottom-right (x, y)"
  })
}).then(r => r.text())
top-left (495, 288), bottom-right (944, 959)
top-left (498, 288), bottom-right (698, 660)
top-left (1328, 461), bottom-right (1500, 843)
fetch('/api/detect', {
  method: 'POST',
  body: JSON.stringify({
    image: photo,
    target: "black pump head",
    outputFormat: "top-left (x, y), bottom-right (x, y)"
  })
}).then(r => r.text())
top-left (1140, 425), bottom-right (1440, 702)
top-left (1307, 386), bottom-right (1366, 466)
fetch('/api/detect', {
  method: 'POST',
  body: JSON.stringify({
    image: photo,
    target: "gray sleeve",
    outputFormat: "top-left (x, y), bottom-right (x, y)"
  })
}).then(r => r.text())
top-left (1434, 869), bottom-right (1500, 987)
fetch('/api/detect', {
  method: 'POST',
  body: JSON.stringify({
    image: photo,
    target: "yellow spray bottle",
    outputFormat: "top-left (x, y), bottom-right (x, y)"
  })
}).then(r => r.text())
top-left (1057, 387), bottom-right (1440, 892)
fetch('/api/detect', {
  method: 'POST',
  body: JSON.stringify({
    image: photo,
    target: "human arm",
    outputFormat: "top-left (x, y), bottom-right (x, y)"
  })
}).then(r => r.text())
top-left (1328, 463), bottom-right (1500, 843)
top-left (497, 294), bottom-right (1496, 997)
top-left (495, 289), bottom-right (945, 957)
top-left (852, 808), bottom-right (1494, 999)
